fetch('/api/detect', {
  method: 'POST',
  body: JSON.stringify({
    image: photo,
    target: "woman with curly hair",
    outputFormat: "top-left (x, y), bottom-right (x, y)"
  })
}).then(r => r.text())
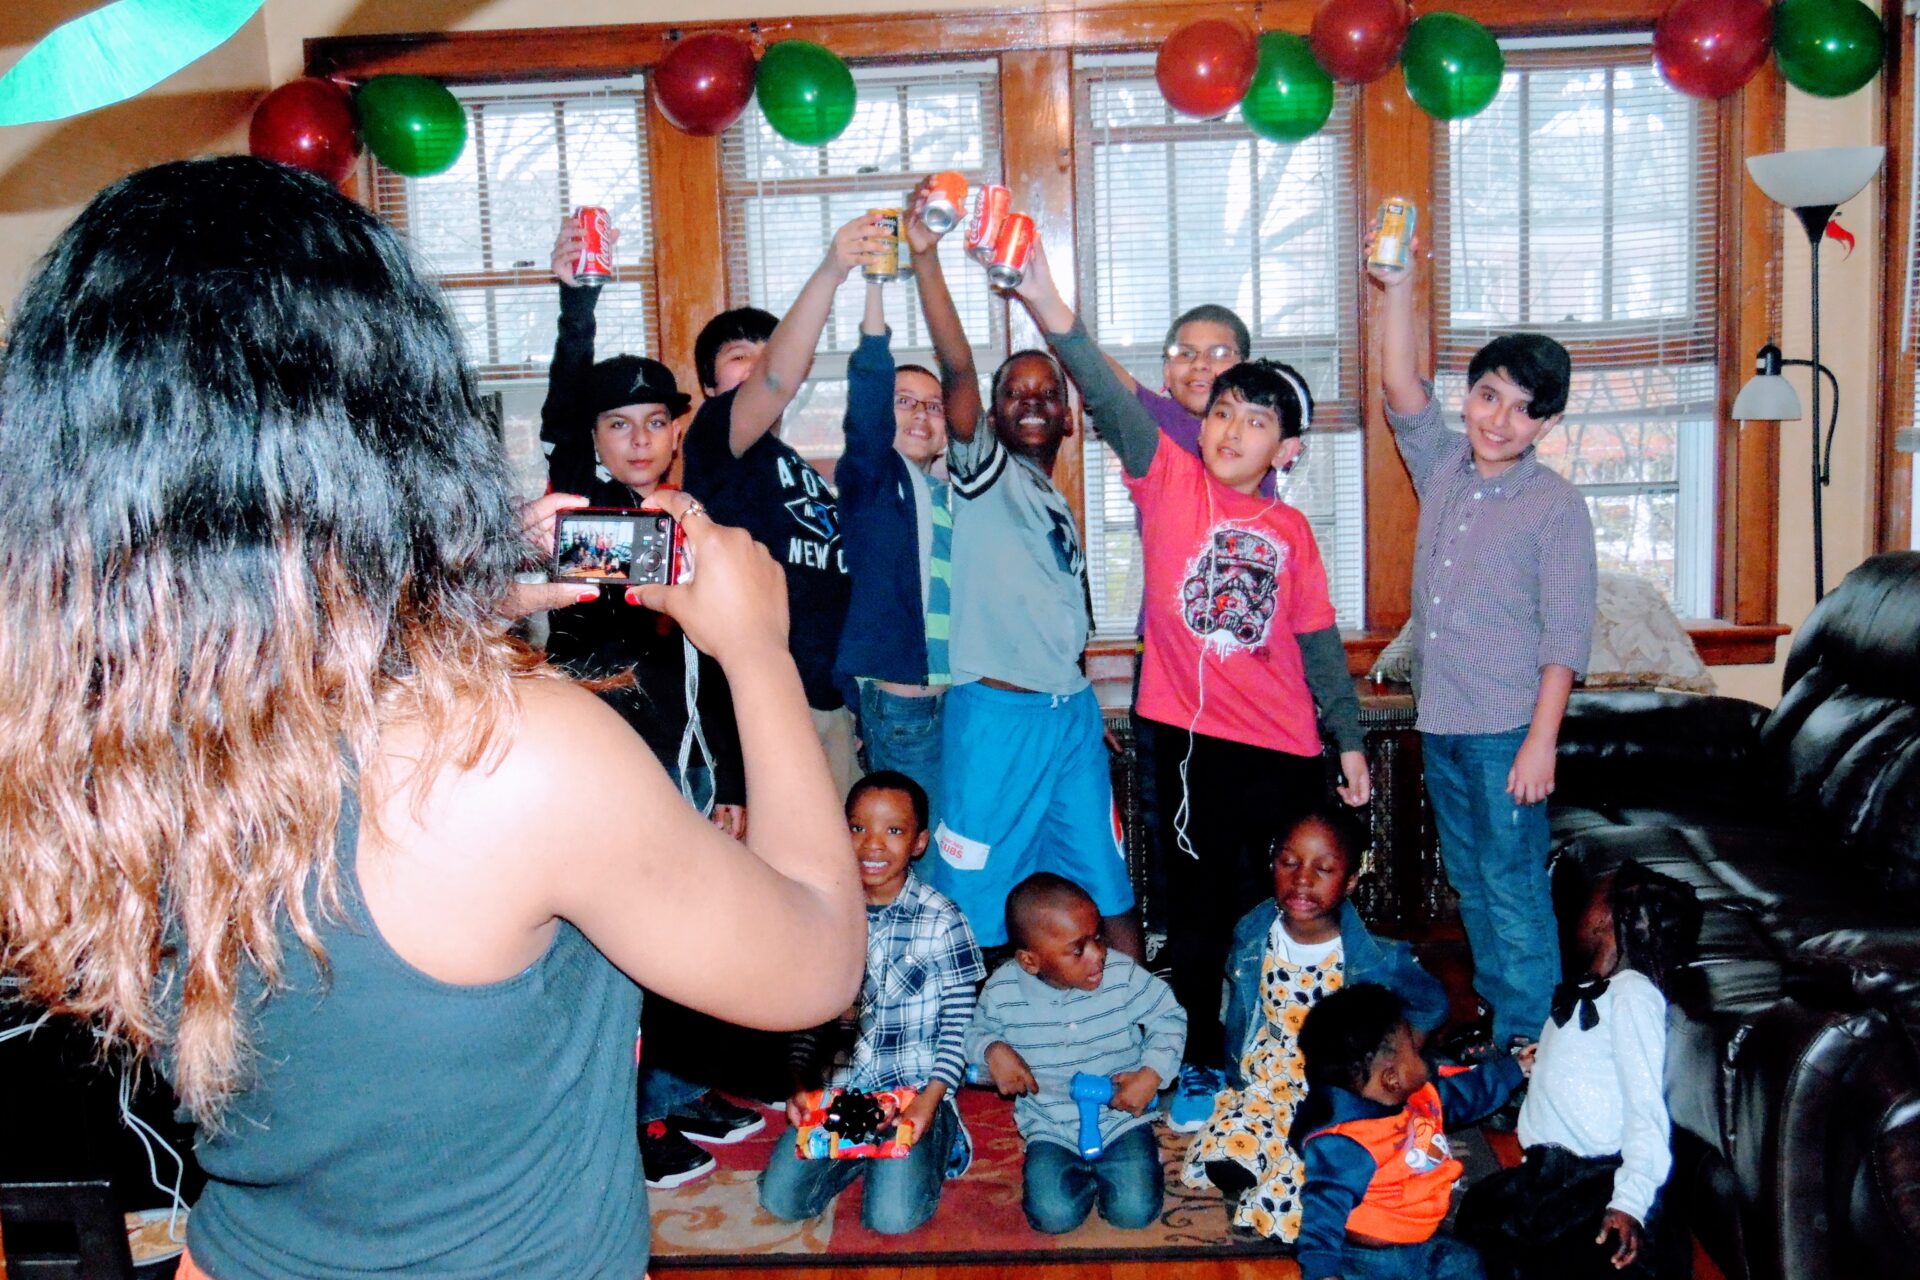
top-left (0, 156), bottom-right (864, 1280)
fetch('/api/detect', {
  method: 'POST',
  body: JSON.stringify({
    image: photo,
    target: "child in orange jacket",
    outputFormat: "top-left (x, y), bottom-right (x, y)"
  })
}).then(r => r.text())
top-left (1290, 985), bottom-right (1532, 1280)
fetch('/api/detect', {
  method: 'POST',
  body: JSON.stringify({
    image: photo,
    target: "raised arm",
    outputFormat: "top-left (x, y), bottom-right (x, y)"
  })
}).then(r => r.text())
top-left (837, 282), bottom-right (898, 481)
top-left (727, 213), bottom-right (891, 457)
top-left (1366, 232), bottom-right (1429, 418)
top-left (904, 180), bottom-right (982, 444)
top-left (1012, 235), bottom-right (1160, 479)
top-left (540, 219), bottom-right (604, 494)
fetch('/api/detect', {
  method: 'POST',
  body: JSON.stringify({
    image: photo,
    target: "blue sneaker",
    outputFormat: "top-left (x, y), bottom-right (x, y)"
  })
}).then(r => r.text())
top-left (1165, 1064), bottom-right (1225, 1133)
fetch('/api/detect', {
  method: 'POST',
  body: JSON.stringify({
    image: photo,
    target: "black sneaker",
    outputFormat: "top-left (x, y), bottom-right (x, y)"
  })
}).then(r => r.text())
top-left (669, 1091), bottom-right (766, 1145)
top-left (641, 1119), bottom-right (717, 1189)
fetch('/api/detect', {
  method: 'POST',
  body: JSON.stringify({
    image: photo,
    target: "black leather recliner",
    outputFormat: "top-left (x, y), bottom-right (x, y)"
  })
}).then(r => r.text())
top-left (1549, 551), bottom-right (1920, 1280)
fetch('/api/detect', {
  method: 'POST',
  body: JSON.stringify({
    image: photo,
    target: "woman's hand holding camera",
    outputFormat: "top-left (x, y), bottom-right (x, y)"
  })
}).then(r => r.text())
top-left (504, 492), bottom-right (594, 619)
top-left (627, 489), bottom-right (790, 668)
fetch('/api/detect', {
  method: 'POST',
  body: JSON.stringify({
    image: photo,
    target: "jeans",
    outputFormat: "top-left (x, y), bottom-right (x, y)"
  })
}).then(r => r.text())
top-left (858, 681), bottom-right (945, 830)
top-left (1422, 729), bottom-right (1558, 1045)
top-left (1340, 1236), bottom-right (1487, 1280)
top-left (1021, 1124), bottom-right (1163, 1234)
top-left (757, 1096), bottom-right (957, 1234)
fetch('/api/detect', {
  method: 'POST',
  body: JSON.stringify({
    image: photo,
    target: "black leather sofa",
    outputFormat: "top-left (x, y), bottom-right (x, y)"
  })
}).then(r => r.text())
top-left (1549, 551), bottom-right (1920, 1280)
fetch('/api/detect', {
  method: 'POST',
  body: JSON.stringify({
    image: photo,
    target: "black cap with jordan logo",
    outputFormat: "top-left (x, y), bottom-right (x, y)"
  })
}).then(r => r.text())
top-left (584, 355), bottom-right (691, 420)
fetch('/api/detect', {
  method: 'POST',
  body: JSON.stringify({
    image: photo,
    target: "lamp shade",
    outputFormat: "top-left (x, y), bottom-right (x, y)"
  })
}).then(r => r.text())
top-left (1745, 145), bottom-right (1884, 209)
top-left (1731, 375), bottom-right (1802, 421)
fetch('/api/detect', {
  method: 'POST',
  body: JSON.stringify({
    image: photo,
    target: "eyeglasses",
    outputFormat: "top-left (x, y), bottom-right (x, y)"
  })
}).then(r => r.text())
top-left (1165, 343), bottom-right (1240, 363)
top-left (894, 393), bottom-right (946, 419)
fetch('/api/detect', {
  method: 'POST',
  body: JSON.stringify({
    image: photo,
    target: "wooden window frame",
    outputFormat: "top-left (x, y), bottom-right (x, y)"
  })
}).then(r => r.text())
top-left (1879, 3), bottom-right (1914, 553)
top-left (308, 0), bottom-right (1786, 667)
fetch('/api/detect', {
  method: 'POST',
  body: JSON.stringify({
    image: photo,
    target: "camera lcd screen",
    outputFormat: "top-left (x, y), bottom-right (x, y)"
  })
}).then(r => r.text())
top-left (553, 510), bottom-right (676, 587)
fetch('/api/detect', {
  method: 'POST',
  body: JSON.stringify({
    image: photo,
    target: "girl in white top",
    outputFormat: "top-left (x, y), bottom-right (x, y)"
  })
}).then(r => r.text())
top-left (1457, 860), bottom-right (1703, 1279)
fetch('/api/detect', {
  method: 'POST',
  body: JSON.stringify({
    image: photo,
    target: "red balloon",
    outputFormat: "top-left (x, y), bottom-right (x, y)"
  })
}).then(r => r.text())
top-left (1309, 0), bottom-right (1411, 83)
top-left (1653, 0), bottom-right (1772, 100)
top-left (1156, 18), bottom-right (1259, 119)
top-left (249, 78), bottom-right (361, 186)
top-left (655, 32), bottom-right (757, 136)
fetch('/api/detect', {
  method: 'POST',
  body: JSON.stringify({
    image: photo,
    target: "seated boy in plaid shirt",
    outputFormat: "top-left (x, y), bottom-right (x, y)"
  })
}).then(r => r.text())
top-left (760, 771), bottom-right (985, 1234)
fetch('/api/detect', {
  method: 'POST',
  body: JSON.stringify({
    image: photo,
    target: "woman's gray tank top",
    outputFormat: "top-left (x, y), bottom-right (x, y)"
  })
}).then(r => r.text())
top-left (184, 788), bottom-right (647, 1279)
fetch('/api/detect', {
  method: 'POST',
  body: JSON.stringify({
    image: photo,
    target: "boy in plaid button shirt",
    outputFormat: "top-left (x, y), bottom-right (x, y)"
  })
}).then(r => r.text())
top-left (1370, 232), bottom-right (1597, 1060)
top-left (760, 771), bottom-right (985, 1234)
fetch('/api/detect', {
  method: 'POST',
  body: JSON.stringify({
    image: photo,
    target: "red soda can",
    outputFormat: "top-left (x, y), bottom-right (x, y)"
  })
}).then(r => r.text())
top-left (965, 183), bottom-right (1011, 264)
top-left (922, 171), bottom-right (969, 236)
top-left (571, 206), bottom-right (614, 283)
top-left (986, 213), bottom-right (1035, 290)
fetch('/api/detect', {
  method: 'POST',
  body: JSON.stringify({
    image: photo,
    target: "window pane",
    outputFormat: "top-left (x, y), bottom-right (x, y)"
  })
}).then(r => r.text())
top-left (373, 79), bottom-right (657, 382)
top-left (722, 62), bottom-right (1005, 467)
top-left (1436, 42), bottom-right (1717, 616)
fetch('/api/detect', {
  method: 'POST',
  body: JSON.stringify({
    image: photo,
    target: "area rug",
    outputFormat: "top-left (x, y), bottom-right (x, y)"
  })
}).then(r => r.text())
top-left (649, 1087), bottom-right (1507, 1268)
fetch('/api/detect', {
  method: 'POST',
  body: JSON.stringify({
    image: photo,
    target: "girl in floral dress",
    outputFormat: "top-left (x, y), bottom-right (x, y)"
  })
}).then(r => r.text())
top-left (1179, 807), bottom-right (1449, 1238)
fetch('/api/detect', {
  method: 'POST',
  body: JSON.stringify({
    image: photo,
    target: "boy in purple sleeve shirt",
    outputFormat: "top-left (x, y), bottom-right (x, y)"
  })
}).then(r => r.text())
top-left (1369, 237), bottom-right (1597, 1058)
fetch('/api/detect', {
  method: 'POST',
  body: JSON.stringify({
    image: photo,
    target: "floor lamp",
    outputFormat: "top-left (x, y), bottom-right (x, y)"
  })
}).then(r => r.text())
top-left (1732, 145), bottom-right (1884, 602)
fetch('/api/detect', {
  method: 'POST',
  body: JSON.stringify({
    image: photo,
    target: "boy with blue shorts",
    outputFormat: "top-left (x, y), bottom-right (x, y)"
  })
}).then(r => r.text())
top-left (911, 242), bottom-right (1140, 957)
top-left (1370, 233), bottom-right (1597, 1059)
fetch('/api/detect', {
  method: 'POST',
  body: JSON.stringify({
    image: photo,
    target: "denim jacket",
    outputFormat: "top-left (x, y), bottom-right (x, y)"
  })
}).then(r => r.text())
top-left (1222, 899), bottom-right (1449, 1088)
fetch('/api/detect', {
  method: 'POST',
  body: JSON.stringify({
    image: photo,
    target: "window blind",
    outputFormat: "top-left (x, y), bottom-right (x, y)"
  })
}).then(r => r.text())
top-left (371, 78), bottom-right (660, 384)
top-left (1434, 38), bottom-right (1717, 615)
top-left (1073, 52), bottom-right (1366, 638)
top-left (720, 60), bottom-right (1006, 466)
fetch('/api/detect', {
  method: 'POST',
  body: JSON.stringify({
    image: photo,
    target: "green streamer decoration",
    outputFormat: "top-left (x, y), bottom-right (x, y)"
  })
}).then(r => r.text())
top-left (0, 0), bottom-right (267, 127)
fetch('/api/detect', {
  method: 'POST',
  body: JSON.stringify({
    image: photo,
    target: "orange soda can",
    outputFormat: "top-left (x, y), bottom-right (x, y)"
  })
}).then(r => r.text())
top-left (922, 171), bottom-right (970, 235)
top-left (571, 206), bottom-right (614, 283)
top-left (986, 213), bottom-right (1035, 290)
top-left (965, 183), bottom-right (1012, 264)
top-left (1369, 197), bottom-right (1416, 271)
top-left (864, 208), bottom-right (902, 282)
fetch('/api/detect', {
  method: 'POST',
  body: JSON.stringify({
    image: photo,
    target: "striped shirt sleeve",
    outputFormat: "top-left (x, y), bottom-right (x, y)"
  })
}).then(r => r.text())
top-left (930, 980), bottom-right (975, 1090)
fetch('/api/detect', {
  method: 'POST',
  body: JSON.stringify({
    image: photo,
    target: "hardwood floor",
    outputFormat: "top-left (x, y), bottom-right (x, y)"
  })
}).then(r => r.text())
top-left (654, 1247), bottom-right (1728, 1279)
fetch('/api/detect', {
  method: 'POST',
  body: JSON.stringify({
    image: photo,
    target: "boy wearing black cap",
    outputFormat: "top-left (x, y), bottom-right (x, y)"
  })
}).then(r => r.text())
top-left (541, 218), bottom-right (761, 1191)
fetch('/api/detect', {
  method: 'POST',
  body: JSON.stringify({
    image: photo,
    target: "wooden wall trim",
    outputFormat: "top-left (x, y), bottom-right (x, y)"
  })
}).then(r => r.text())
top-left (1879, 5), bottom-right (1914, 553)
top-left (305, 2), bottom-right (1672, 83)
top-left (1720, 65), bottom-right (1785, 627)
top-left (1358, 68), bottom-right (1429, 634)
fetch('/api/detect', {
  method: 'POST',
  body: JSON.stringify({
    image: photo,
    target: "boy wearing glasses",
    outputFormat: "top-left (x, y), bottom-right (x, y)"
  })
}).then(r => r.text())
top-left (834, 261), bottom-right (958, 824)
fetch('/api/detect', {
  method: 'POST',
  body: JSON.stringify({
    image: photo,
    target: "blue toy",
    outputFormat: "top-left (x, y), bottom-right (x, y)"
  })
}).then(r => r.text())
top-left (1069, 1071), bottom-right (1114, 1159)
top-left (964, 1063), bottom-right (1115, 1159)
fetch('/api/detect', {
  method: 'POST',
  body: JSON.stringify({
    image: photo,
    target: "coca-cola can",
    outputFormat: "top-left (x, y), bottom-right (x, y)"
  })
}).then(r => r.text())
top-left (922, 171), bottom-right (969, 236)
top-left (571, 206), bottom-right (614, 283)
top-left (986, 213), bottom-right (1035, 290)
top-left (965, 183), bottom-right (1011, 264)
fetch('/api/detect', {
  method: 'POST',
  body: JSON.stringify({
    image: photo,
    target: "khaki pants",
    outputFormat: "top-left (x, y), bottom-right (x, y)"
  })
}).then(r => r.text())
top-left (811, 705), bottom-right (861, 799)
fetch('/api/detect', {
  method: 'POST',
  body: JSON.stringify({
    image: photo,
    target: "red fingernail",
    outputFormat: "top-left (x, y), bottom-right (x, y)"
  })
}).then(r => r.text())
top-left (576, 590), bottom-right (599, 603)
top-left (624, 587), bottom-right (642, 606)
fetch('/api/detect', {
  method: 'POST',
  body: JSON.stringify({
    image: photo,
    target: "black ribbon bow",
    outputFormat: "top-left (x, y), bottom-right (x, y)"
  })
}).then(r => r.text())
top-left (1550, 974), bottom-right (1610, 1029)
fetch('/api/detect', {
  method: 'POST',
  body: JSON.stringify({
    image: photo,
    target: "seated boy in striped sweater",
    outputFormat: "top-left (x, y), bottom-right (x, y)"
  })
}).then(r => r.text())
top-left (966, 874), bottom-right (1187, 1234)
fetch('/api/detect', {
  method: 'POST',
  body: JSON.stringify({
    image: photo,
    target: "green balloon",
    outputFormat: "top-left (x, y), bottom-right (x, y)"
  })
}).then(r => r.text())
top-left (355, 75), bottom-right (467, 178)
top-left (1774, 0), bottom-right (1885, 99)
top-left (1401, 11), bottom-right (1504, 121)
top-left (1241, 31), bottom-right (1334, 142)
top-left (756, 40), bottom-right (857, 146)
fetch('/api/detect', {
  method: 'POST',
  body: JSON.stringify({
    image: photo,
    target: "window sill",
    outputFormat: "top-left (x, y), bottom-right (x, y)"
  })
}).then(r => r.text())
top-left (1088, 621), bottom-right (1790, 677)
